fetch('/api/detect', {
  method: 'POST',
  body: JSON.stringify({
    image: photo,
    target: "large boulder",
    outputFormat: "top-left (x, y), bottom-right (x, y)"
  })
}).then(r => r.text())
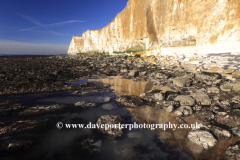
top-left (116, 94), bottom-right (144, 108)
top-left (96, 115), bottom-right (125, 137)
top-left (187, 129), bottom-right (217, 149)
top-left (174, 95), bottom-right (195, 106)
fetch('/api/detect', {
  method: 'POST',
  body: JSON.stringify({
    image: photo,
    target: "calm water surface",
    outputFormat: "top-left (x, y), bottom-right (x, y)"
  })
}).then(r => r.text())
top-left (1, 76), bottom-right (239, 160)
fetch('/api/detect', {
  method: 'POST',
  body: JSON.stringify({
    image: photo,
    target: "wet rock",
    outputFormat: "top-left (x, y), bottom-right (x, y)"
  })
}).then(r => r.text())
top-left (174, 116), bottom-right (188, 125)
top-left (193, 110), bottom-right (214, 122)
top-left (72, 90), bottom-right (91, 95)
top-left (191, 93), bottom-right (211, 106)
top-left (225, 141), bottom-right (240, 160)
top-left (173, 77), bottom-right (192, 87)
top-left (215, 112), bottom-right (240, 128)
top-left (140, 90), bottom-right (165, 101)
top-left (74, 101), bottom-right (98, 107)
top-left (210, 126), bottom-right (231, 140)
top-left (0, 103), bottom-right (31, 117)
top-left (19, 104), bottom-right (64, 115)
top-left (80, 82), bottom-right (97, 88)
top-left (175, 106), bottom-right (193, 117)
top-left (174, 95), bottom-right (195, 106)
top-left (96, 115), bottom-right (125, 137)
top-left (0, 120), bottom-right (42, 135)
top-left (187, 130), bottom-right (217, 149)
top-left (231, 126), bottom-right (240, 137)
top-left (116, 94), bottom-right (144, 108)
top-left (1, 140), bottom-right (33, 152)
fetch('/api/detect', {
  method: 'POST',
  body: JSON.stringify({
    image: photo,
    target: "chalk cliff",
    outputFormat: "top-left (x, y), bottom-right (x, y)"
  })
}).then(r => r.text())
top-left (68, 0), bottom-right (240, 57)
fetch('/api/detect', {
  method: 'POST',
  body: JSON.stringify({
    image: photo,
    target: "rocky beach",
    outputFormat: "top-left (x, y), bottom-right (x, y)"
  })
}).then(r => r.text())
top-left (0, 53), bottom-right (240, 159)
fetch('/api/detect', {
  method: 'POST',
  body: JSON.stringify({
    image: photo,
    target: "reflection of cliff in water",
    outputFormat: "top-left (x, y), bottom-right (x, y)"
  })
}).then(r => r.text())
top-left (89, 76), bottom-right (240, 160)
top-left (89, 75), bottom-right (168, 97)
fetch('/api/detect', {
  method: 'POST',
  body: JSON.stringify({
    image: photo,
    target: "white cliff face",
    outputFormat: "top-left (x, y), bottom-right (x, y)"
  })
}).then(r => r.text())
top-left (68, 0), bottom-right (240, 57)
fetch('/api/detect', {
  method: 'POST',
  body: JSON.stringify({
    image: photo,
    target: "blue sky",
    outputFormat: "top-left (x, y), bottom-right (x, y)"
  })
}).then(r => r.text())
top-left (0, 0), bottom-right (128, 55)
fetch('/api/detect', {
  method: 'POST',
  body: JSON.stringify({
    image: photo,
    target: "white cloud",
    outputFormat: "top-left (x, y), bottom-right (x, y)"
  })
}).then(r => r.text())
top-left (0, 40), bottom-right (69, 55)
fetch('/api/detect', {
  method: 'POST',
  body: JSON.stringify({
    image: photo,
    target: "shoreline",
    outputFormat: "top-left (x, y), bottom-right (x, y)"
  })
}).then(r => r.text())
top-left (1, 53), bottom-right (240, 159)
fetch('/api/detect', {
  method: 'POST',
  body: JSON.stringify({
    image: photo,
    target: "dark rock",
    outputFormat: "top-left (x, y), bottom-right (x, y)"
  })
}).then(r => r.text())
top-left (1, 140), bottom-right (33, 152)
top-left (19, 104), bottom-right (64, 115)
top-left (0, 120), bottom-right (43, 135)
top-left (96, 115), bottom-right (125, 137)
top-left (193, 110), bottom-right (215, 122)
top-left (74, 102), bottom-right (98, 107)
top-left (174, 116), bottom-right (188, 125)
top-left (215, 112), bottom-right (240, 128)
top-left (116, 94), bottom-right (144, 108)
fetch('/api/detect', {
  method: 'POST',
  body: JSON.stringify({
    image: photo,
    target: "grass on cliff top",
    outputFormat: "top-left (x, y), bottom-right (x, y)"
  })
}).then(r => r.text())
top-left (126, 47), bottom-right (146, 53)
top-left (76, 53), bottom-right (88, 55)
